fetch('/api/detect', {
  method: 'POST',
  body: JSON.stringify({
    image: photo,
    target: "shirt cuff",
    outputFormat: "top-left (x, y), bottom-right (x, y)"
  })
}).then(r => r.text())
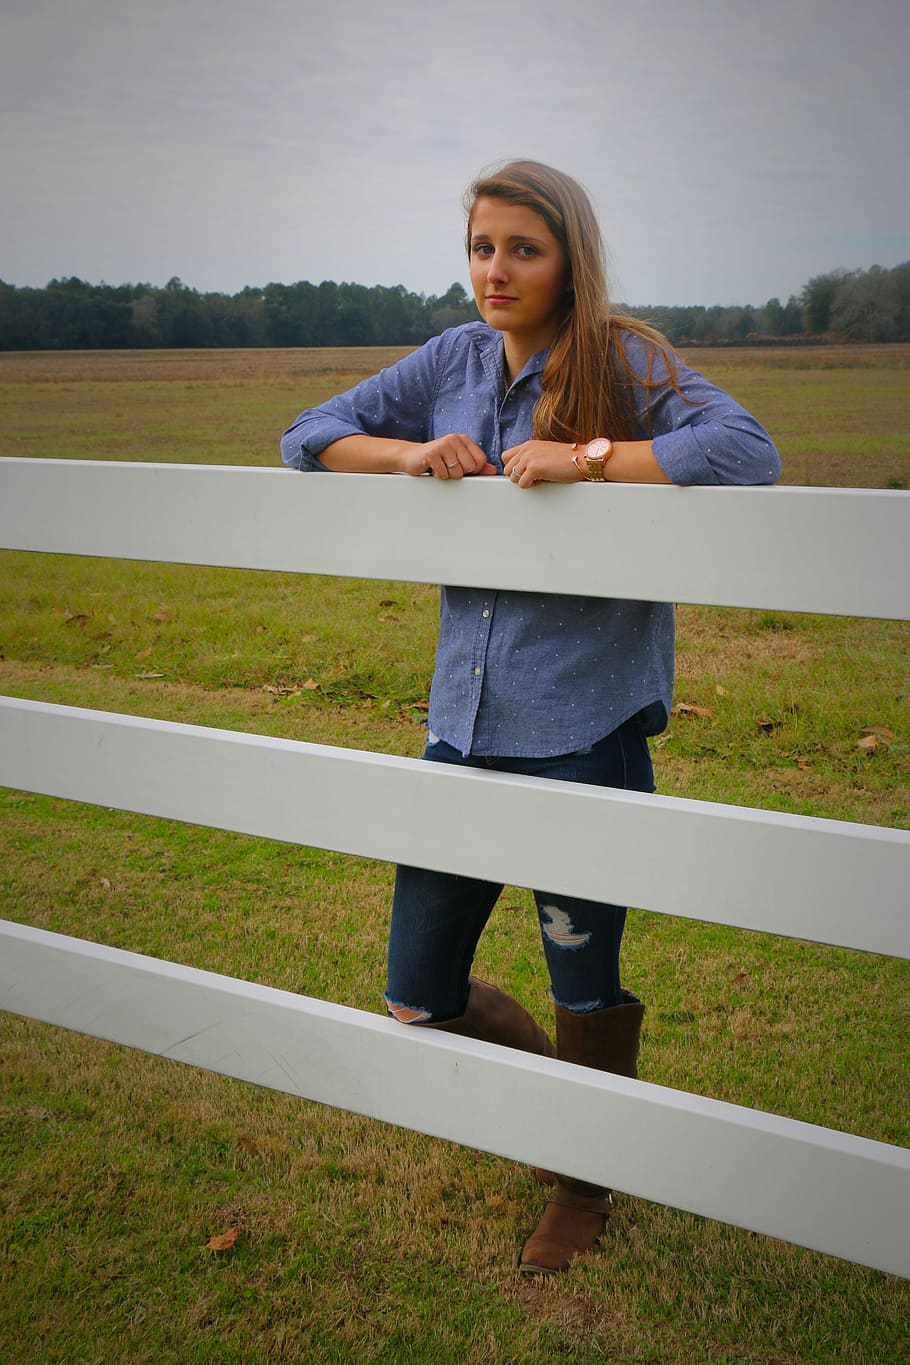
top-left (651, 426), bottom-right (722, 485)
top-left (281, 418), bottom-right (366, 471)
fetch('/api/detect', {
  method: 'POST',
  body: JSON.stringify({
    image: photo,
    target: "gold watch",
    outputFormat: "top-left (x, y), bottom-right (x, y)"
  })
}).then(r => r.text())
top-left (575, 437), bottom-right (614, 481)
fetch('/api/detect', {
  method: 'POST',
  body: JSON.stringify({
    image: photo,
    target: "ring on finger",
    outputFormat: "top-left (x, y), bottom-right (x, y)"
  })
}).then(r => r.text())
top-left (511, 470), bottom-right (521, 481)
top-left (446, 461), bottom-right (458, 468)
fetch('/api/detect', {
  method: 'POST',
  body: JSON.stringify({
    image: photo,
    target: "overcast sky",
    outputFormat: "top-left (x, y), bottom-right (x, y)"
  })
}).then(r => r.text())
top-left (2, 0), bottom-right (908, 307)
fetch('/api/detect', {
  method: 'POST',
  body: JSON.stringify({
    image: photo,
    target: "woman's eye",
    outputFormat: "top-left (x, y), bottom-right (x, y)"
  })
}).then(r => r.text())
top-left (515, 245), bottom-right (538, 258)
top-left (472, 243), bottom-right (494, 256)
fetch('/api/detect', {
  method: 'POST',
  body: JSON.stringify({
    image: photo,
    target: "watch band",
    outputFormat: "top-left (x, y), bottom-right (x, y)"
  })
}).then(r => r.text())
top-left (572, 437), bottom-right (614, 481)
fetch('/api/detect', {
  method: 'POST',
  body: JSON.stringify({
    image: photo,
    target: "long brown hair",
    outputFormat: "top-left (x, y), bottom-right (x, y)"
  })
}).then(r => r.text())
top-left (464, 159), bottom-right (686, 443)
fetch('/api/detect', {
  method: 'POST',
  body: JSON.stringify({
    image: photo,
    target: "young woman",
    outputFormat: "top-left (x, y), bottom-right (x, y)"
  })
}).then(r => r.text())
top-left (281, 160), bottom-right (781, 1275)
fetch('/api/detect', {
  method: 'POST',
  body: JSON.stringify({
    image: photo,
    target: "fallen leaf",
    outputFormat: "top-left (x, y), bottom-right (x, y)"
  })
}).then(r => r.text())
top-left (755, 717), bottom-right (780, 732)
top-left (379, 614), bottom-right (400, 624)
top-left (859, 725), bottom-right (895, 745)
top-left (64, 613), bottom-right (90, 626)
top-left (150, 611), bottom-right (170, 623)
top-left (674, 702), bottom-right (712, 719)
top-left (99, 877), bottom-right (112, 892)
top-left (856, 734), bottom-right (880, 751)
top-left (136, 646), bottom-right (153, 659)
top-left (715, 684), bottom-right (728, 697)
top-left (135, 671), bottom-right (165, 679)
top-left (302, 678), bottom-right (319, 690)
top-left (205, 1227), bottom-right (238, 1252)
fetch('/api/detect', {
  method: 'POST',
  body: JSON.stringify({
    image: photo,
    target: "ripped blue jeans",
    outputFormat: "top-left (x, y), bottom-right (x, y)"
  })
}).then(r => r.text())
top-left (385, 716), bottom-right (655, 1023)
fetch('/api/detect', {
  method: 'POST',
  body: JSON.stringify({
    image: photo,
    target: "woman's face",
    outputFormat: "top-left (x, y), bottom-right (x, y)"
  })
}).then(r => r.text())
top-left (468, 197), bottom-right (570, 355)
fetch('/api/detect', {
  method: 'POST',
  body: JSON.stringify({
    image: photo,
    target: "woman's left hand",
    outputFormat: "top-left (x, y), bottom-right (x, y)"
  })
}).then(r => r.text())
top-left (502, 441), bottom-right (583, 488)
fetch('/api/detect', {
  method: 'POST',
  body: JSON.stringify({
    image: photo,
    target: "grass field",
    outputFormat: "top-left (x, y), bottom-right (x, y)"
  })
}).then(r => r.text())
top-left (1, 344), bottom-right (909, 1363)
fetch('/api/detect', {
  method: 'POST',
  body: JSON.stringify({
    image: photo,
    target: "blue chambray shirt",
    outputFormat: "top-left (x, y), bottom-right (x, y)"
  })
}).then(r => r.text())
top-left (281, 323), bottom-right (780, 757)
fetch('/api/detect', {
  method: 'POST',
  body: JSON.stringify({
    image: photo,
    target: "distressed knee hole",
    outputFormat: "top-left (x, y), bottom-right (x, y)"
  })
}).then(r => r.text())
top-left (540, 905), bottom-right (591, 950)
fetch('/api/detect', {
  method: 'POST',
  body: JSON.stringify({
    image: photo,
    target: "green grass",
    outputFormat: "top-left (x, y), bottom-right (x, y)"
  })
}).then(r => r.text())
top-left (0, 552), bottom-right (440, 704)
top-left (1, 345), bottom-right (909, 1362)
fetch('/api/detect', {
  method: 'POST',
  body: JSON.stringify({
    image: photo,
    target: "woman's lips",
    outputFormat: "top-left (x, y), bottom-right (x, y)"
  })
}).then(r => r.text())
top-left (486, 295), bottom-right (517, 304)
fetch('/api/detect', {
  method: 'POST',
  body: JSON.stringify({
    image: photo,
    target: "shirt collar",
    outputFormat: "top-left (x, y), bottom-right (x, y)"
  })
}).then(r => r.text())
top-left (476, 326), bottom-right (549, 388)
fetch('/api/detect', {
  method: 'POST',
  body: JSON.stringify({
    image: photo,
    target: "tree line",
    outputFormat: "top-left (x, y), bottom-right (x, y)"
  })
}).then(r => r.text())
top-left (1, 263), bottom-right (908, 351)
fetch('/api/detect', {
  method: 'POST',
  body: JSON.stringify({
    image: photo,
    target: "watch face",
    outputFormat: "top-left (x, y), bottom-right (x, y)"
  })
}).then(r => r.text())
top-left (586, 438), bottom-right (612, 462)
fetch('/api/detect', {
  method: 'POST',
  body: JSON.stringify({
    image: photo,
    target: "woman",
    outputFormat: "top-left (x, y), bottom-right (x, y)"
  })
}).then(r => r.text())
top-left (281, 160), bottom-right (781, 1275)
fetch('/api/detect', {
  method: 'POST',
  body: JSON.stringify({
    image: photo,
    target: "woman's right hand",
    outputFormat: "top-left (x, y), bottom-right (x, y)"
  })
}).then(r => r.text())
top-left (400, 433), bottom-right (496, 479)
top-left (318, 432), bottom-right (496, 476)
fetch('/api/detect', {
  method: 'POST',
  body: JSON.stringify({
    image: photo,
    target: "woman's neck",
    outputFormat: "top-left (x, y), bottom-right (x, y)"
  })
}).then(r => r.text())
top-left (503, 335), bottom-right (545, 386)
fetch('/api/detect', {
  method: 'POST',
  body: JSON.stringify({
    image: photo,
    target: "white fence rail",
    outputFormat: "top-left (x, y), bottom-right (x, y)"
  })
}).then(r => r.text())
top-left (1, 456), bottom-right (908, 617)
top-left (1, 457), bottom-right (909, 1280)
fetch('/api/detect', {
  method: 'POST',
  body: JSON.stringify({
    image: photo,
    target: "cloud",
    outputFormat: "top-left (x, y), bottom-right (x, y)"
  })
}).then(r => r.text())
top-left (2, 0), bottom-right (908, 303)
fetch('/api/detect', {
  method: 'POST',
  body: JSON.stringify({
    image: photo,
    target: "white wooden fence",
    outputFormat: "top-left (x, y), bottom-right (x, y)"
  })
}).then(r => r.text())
top-left (1, 456), bottom-right (908, 1280)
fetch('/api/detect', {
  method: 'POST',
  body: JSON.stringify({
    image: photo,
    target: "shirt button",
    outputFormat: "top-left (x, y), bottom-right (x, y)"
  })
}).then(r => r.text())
top-left (474, 667), bottom-right (482, 676)
top-left (482, 609), bottom-right (490, 618)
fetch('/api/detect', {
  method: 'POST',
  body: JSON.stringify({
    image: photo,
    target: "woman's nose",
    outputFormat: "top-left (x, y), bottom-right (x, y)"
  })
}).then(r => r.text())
top-left (487, 251), bottom-right (508, 281)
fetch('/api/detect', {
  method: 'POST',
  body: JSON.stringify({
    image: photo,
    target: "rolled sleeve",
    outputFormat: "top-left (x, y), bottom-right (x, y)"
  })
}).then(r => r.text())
top-left (625, 335), bottom-right (782, 486)
top-left (280, 331), bottom-right (451, 471)
top-left (652, 411), bottom-right (782, 486)
top-left (280, 413), bottom-right (368, 471)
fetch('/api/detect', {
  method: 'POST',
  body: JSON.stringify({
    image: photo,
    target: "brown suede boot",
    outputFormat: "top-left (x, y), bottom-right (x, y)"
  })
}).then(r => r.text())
top-left (520, 990), bottom-right (644, 1275)
top-left (411, 977), bottom-right (556, 1058)
top-left (409, 977), bottom-right (557, 1187)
